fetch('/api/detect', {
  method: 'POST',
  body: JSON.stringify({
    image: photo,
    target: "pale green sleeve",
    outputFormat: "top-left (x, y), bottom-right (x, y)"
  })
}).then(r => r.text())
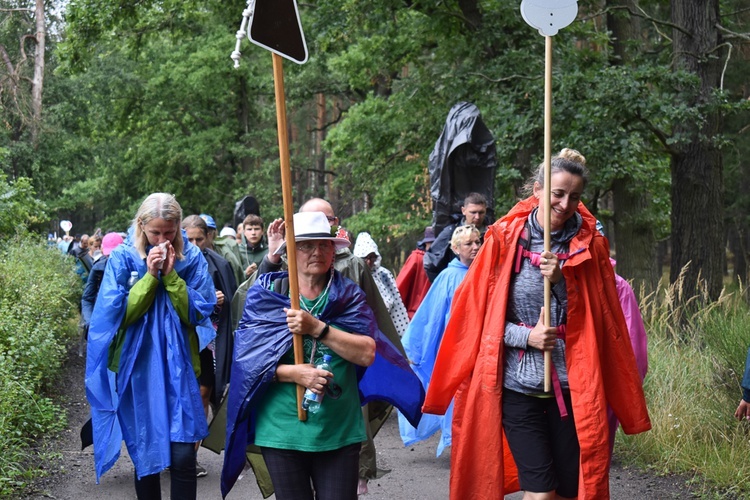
top-left (162, 270), bottom-right (191, 325)
top-left (122, 273), bottom-right (158, 328)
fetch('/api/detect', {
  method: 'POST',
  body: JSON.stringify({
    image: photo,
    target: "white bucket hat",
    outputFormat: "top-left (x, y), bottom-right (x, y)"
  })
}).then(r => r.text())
top-left (273, 211), bottom-right (351, 255)
top-left (219, 226), bottom-right (237, 238)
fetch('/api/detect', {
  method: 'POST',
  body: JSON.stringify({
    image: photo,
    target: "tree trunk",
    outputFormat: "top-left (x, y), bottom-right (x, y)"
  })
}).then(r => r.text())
top-left (612, 179), bottom-right (660, 292)
top-left (31, 0), bottom-right (45, 145)
top-left (669, 0), bottom-right (724, 301)
top-left (315, 92), bottom-right (327, 197)
top-left (237, 74), bottom-right (252, 176)
top-left (607, 0), bottom-right (659, 292)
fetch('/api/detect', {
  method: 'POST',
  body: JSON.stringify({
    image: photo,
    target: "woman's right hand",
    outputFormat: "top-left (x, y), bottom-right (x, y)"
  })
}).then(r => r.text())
top-left (146, 242), bottom-right (171, 277)
top-left (526, 307), bottom-right (558, 351)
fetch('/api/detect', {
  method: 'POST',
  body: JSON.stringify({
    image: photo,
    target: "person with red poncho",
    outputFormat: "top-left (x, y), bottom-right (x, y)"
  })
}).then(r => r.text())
top-left (423, 149), bottom-right (651, 500)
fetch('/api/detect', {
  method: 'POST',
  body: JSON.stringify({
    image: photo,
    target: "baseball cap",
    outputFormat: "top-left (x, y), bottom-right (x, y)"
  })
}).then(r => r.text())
top-left (199, 214), bottom-right (217, 229)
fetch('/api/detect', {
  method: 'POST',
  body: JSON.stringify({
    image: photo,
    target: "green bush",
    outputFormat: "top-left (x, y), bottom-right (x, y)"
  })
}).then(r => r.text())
top-left (0, 236), bottom-right (81, 494)
top-left (0, 174), bottom-right (46, 239)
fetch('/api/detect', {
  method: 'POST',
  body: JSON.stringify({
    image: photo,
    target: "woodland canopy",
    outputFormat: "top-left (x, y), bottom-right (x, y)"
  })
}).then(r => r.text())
top-left (1, 0), bottom-right (749, 297)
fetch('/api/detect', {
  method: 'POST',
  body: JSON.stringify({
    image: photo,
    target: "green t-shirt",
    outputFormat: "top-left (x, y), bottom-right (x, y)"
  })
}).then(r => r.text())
top-left (254, 290), bottom-right (366, 451)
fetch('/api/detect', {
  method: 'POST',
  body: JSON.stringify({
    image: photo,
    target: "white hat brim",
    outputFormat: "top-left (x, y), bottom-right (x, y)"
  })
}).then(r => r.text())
top-left (273, 236), bottom-right (351, 256)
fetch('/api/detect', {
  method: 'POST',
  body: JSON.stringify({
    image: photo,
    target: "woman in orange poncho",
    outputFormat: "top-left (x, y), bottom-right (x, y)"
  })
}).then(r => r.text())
top-left (423, 149), bottom-right (651, 500)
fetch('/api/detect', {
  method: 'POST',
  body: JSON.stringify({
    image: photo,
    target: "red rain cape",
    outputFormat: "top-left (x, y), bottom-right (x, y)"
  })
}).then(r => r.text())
top-left (422, 196), bottom-right (651, 499)
top-left (395, 249), bottom-right (432, 320)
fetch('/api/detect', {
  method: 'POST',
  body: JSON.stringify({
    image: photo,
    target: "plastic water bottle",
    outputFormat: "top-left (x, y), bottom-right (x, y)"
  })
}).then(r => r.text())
top-left (302, 354), bottom-right (332, 414)
top-left (127, 271), bottom-right (139, 289)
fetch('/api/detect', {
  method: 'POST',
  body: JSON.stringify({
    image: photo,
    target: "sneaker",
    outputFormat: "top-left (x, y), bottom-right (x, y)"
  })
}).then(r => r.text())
top-left (196, 462), bottom-right (208, 478)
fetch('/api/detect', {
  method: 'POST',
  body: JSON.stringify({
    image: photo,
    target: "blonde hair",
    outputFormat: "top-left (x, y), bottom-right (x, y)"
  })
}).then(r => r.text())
top-left (451, 224), bottom-right (480, 251)
top-left (132, 193), bottom-right (184, 260)
top-left (523, 148), bottom-right (589, 195)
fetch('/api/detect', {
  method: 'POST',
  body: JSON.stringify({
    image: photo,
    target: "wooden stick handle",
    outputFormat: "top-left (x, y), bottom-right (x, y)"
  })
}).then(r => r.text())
top-left (272, 53), bottom-right (306, 420)
top-left (543, 36), bottom-right (553, 393)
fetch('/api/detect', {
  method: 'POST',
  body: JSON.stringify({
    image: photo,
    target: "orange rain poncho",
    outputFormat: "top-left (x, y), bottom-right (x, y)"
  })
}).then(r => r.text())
top-left (422, 196), bottom-right (651, 499)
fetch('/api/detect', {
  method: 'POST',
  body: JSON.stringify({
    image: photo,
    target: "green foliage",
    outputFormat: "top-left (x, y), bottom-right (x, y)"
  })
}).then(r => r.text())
top-left (617, 275), bottom-right (750, 496)
top-left (4, 0), bottom-right (747, 286)
top-left (0, 237), bottom-right (80, 494)
top-left (0, 172), bottom-right (47, 239)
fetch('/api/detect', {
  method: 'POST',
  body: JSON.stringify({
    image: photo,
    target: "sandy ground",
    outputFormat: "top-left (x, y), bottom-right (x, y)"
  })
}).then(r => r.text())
top-left (24, 347), bottom-right (703, 499)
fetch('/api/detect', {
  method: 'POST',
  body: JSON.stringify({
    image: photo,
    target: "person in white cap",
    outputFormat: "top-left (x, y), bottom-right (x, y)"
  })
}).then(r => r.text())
top-left (219, 226), bottom-right (237, 239)
top-left (353, 232), bottom-right (410, 337)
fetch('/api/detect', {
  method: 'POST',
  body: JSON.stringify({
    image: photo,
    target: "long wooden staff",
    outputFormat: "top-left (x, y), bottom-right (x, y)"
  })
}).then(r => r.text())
top-left (542, 36), bottom-right (552, 393)
top-left (520, 0), bottom-right (577, 393)
top-left (272, 53), bottom-right (306, 420)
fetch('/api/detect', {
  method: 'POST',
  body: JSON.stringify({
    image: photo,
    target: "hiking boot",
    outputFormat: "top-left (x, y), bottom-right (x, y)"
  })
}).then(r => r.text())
top-left (196, 462), bottom-right (208, 478)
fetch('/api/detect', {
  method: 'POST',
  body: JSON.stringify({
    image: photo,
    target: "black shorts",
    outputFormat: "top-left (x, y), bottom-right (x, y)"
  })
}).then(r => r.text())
top-left (198, 347), bottom-right (215, 388)
top-left (502, 389), bottom-right (580, 497)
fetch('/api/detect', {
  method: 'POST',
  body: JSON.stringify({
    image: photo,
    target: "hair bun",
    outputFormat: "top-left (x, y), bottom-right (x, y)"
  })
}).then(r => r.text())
top-left (557, 148), bottom-right (586, 166)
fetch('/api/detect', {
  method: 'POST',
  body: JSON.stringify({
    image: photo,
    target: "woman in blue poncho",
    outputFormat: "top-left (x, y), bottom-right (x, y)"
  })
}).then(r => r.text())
top-left (85, 193), bottom-right (216, 499)
top-left (398, 224), bottom-right (481, 456)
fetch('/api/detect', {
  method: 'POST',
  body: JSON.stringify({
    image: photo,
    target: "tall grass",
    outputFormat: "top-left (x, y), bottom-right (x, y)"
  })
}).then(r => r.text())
top-left (617, 271), bottom-right (750, 498)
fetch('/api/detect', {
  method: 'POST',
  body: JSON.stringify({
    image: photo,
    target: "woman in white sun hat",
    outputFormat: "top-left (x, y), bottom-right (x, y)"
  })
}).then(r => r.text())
top-left (225, 211), bottom-right (375, 499)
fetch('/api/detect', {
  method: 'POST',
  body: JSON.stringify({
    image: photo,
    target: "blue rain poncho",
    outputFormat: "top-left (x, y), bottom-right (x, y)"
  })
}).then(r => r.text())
top-left (85, 240), bottom-right (217, 482)
top-left (398, 258), bottom-right (468, 456)
top-left (221, 271), bottom-right (424, 498)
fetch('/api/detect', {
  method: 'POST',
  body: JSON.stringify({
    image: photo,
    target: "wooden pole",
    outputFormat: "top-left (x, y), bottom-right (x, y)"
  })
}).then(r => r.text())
top-left (543, 36), bottom-right (552, 393)
top-left (272, 53), bottom-right (307, 420)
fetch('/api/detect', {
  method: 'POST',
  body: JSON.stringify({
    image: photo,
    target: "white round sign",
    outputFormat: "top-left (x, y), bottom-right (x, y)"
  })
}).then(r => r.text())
top-left (521, 0), bottom-right (578, 36)
top-left (60, 220), bottom-right (73, 233)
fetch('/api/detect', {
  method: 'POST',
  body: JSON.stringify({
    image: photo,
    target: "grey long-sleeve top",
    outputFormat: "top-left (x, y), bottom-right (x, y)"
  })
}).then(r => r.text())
top-left (503, 209), bottom-right (581, 395)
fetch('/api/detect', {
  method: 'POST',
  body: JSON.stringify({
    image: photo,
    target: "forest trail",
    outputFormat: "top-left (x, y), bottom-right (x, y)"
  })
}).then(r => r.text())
top-left (24, 347), bottom-right (701, 499)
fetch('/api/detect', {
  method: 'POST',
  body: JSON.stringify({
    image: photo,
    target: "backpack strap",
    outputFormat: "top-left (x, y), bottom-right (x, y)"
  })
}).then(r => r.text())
top-left (273, 276), bottom-right (290, 297)
top-left (514, 221), bottom-right (532, 273)
top-left (513, 220), bottom-right (572, 272)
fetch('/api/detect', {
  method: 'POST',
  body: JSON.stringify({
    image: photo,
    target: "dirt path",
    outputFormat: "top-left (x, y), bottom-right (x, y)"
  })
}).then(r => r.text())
top-left (24, 347), bottom-right (701, 499)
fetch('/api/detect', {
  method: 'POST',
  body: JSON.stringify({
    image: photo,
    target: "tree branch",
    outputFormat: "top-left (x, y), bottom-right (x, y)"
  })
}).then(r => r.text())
top-left (305, 167), bottom-right (337, 176)
top-left (580, 5), bottom-right (690, 37)
top-left (467, 72), bottom-right (541, 83)
top-left (16, 33), bottom-right (37, 71)
top-left (721, 6), bottom-right (750, 18)
top-left (634, 111), bottom-right (678, 156)
top-left (0, 8), bottom-right (33, 12)
top-left (308, 103), bottom-right (345, 133)
top-left (716, 23), bottom-right (750, 41)
top-left (0, 44), bottom-right (16, 76)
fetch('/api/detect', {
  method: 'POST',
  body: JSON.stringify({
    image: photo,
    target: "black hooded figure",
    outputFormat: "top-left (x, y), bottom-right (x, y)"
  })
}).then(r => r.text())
top-left (428, 102), bottom-right (497, 235)
top-left (423, 102), bottom-right (496, 281)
